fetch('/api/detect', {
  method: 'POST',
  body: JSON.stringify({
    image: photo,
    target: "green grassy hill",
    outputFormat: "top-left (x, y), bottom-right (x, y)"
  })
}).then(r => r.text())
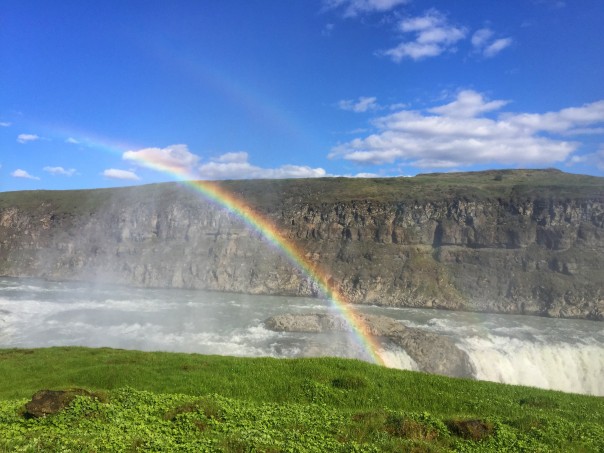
top-left (2, 169), bottom-right (602, 214)
top-left (1, 347), bottom-right (602, 452)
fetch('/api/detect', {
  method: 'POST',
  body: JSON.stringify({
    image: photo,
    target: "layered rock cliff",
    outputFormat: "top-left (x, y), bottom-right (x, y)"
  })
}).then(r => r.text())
top-left (1, 169), bottom-right (603, 320)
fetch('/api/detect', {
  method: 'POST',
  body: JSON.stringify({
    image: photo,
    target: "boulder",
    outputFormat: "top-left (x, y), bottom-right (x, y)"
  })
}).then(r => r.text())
top-left (24, 389), bottom-right (95, 418)
top-left (264, 313), bottom-right (475, 378)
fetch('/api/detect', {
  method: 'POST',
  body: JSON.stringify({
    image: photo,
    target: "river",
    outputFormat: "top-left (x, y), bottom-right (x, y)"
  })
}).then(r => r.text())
top-left (1, 277), bottom-right (602, 396)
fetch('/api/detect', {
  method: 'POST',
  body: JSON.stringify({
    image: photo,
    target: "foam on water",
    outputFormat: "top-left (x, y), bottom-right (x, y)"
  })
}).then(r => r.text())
top-left (1, 278), bottom-right (603, 395)
top-left (459, 335), bottom-right (604, 396)
top-left (379, 348), bottom-right (419, 371)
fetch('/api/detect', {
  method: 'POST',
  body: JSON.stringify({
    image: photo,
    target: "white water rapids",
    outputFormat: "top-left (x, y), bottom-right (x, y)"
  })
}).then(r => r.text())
top-left (1, 277), bottom-right (602, 396)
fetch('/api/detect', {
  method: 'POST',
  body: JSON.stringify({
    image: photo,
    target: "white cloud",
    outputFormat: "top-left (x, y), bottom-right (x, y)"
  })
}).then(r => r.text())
top-left (338, 96), bottom-right (380, 112)
top-left (43, 166), bottom-right (76, 176)
top-left (123, 145), bottom-right (329, 180)
top-left (329, 90), bottom-right (604, 169)
top-left (324, 0), bottom-right (408, 17)
top-left (11, 169), bottom-right (40, 180)
top-left (198, 152), bottom-right (328, 180)
top-left (472, 28), bottom-right (512, 57)
top-left (567, 155), bottom-right (587, 165)
top-left (102, 169), bottom-right (140, 180)
top-left (65, 137), bottom-right (80, 144)
top-left (383, 10), bottom-right (466, 62)
top-left (429, 90), bottom-right (509, 118)
top-left (0, 122), bottom-right (11, 127)
top-left (213, 151), bottom-right (249, 163)
top-left (123, 144), bottom-right (200, 174)
top-left (503, 100), bottom-right (604, 134)
top-left (17, 133), bottom-right (40, 144)
top-left (352, 172), bottom-right (380, 177)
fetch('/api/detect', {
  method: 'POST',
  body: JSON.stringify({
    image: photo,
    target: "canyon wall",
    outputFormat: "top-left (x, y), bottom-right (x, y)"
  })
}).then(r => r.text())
top-left (1, 170), bottom-right (603, 320)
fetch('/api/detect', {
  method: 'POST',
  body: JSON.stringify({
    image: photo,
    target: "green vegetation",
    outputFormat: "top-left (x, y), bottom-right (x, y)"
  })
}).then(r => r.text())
top-left (220, 169), bottom-right (604, 206)
top-left (1, 347), bottom-right (603, 451)
top-left (1, 169), bottom-right (602, 216)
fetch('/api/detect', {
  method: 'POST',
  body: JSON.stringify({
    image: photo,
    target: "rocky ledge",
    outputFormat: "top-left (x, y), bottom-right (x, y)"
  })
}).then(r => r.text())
top-left (264, 313), bottom-right (475, 378)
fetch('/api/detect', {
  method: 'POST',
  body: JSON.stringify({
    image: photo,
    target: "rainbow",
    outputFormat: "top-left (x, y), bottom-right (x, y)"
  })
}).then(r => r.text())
top-left (129, 158), bottom-right (386, 366)
top-left (26, 120), bottom-right (387, 365)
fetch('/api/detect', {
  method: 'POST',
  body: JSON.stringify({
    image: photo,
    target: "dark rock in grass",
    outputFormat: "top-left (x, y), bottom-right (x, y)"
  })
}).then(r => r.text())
top-left (446, 419), bottom-right (494, 441)
top-left (24, 389), bottom-right (94, 418)
top-left (264, 313), bottom-right (475, 378)
top-left (332, 375), bottom-right (368, 390)
top-left (519, 395), bottom-right (559, 409)
top-left (384, 415), bottom-right (439, 441)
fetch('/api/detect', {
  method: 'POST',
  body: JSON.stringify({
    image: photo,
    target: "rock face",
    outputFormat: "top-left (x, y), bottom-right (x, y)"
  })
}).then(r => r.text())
top-left (264, 313), bottom-right (475, 378)
top-left (1, 170), bottom-right (603, 320)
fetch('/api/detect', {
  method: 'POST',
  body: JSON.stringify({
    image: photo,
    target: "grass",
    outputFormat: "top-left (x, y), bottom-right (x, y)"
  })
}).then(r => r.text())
top-left (1, 170), bottom-right (602, 216)
top-left (1, 347), bottom-right (603, 451)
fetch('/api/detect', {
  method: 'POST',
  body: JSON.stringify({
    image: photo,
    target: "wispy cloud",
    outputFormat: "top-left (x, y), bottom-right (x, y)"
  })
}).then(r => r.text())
top-left (382, 9), bottom-right (466, 62)
top-left (568, 147), bottom-right (604, 170)
top-left (330, 5), bottom-right (513, 63)
top-left (472, 28), bottom-right (512, 57)
top-left (197, 151), bottom-right (328, 180)
top-left (102, 169), bottom-right (140, 180)
top-left (65, 137), bottom-right (80, 144)
top-left (533, 0), bottom-right (566, 9)
top-left (338, 96), bottom-right (380, 112)
top-left (484, 38), bottom-right (513, 57)
top-left (0, 122), bottom-right (11, 127)
top-left (471, 28), bottom-right (493, 48)
top-left (329, 90), bottom-right (604, 168)
top-left (43, 166), bottom-right (77, 176)
top-left (11, 169), bottom-right (40, 180)
top-left (17, 133), bottom-right (40, 144)
top-left (323, 0), bottom-right (408, 17)
top-left (322, 23), bottom-right (335, 36)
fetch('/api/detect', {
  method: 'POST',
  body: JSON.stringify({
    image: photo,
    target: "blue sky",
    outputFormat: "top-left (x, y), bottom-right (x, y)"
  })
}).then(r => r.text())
top-left (1, 0), bottom-right (604, 191)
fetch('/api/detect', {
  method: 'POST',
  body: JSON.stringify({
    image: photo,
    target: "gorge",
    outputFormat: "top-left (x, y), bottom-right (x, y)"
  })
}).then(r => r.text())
top-left (1, 169), bottom-right (602, 321)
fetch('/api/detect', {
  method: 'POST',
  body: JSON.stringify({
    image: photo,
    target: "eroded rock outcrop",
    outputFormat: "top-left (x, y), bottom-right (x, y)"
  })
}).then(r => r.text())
top-left (24, 389), bottom-right (97, 418)
top-left (265, 313), bottom-right (475, 378)
top-left (1, 170), bottom-right (603, 319)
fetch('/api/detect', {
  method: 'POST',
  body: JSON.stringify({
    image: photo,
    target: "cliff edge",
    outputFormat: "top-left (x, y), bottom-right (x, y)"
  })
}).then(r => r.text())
top-left (1, 169), bottom-right (602, 320)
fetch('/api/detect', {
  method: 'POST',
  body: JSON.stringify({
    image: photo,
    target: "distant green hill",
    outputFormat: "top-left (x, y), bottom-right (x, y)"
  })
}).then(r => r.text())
top-left (1, 169), bottom-right (602, 212)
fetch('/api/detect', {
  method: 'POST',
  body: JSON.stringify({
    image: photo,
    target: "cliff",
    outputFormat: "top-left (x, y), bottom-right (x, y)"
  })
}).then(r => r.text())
top-left (1, 169), bottom-right (603, 320)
